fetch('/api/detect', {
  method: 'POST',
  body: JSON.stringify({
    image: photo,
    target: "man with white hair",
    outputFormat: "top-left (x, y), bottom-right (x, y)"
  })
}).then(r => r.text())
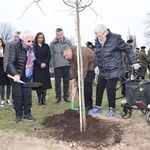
top-left (7, 30), bottom-right (36, 123)
top-left (89, 24), bottom-right (140, 117)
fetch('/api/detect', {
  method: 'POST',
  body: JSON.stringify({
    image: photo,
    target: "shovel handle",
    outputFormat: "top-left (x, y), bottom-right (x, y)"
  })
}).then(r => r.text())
top-left (7, 74), bottom-right (26, 84)
top-left (70, 83), bottom-right (75, 109)
top-left (71, 84), bottom-right (75, 102)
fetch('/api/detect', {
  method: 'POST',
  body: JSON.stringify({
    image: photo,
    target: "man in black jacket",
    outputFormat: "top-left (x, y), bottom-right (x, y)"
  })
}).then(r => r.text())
top-left (7, 30), bottom-right (36, 123)
top-left (89, 24), bottom-right (141, 117)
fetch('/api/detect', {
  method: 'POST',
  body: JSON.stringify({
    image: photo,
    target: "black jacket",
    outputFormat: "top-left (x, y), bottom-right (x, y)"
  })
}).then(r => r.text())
top-left (33, 43), bottom-right (52, 89)
top-left (7, 40), bottom-right (27, 77)
top-left (95, 30), bottom-right (137, 79)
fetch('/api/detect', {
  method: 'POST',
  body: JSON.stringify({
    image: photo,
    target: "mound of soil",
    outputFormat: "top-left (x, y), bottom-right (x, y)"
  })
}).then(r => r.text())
top-left (40, 109), bottom-right (123, 149)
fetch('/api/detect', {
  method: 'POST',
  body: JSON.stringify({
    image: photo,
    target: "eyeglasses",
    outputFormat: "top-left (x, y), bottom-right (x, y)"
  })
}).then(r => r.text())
top-left (96, 31), bottom-right (106, 39)
top-left (27, 40), bottom-right (34, 43)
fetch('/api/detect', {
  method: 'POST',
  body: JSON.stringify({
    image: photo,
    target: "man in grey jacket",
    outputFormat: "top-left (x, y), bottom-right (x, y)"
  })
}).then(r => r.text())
top-left (50, 28), bottom-right (72, 103)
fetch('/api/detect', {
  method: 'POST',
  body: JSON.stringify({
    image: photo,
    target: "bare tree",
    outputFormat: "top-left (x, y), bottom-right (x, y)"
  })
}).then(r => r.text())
top-left (0, 22), bottom-right (16, 42)
top-left (144, 12), bottom-right (150, 46)
top-left (17, 0), bottom-right (46, 20)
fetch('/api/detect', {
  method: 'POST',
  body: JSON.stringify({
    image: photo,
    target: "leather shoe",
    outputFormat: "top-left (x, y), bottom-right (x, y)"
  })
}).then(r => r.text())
top-left (55, 99), bottom-right (61, 103)
top-left (64, 98), bottom-right (71, 102)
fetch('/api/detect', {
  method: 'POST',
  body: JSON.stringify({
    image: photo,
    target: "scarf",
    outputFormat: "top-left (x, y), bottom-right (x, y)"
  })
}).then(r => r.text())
top-left (21, 40), bottom-right (36, 78)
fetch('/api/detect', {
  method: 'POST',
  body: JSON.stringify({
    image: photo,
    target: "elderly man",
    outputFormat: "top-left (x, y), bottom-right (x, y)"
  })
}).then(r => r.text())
top-left (89, 24), bottom-right (140, 117)
top-left (7, 30), bottom-right (36, 123)
top-left (61, 44), bottom-right (95, 111)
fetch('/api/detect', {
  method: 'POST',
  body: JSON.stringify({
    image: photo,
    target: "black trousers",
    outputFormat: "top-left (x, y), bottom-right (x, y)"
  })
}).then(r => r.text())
top-left (96, 78), bottom-right (118, 109)
top-left (84, 70), bottom-right (94, 107)
top-left (54, 66), bottom-right (70, 99)
top-left (10, 76), bottom-right (32, 117)
top-left (0, 85), bottom-right (11, 100)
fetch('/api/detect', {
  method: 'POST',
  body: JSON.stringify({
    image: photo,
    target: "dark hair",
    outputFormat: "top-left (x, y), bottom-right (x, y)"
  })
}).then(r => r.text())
top-left (60, 44), bottom-right (70, 56)
top-left (34, 32), bottom-right (45, 44)
top-left (0, 38), bottom-right (6, 48)
top-left (56, 28), bottom-right (63, 32)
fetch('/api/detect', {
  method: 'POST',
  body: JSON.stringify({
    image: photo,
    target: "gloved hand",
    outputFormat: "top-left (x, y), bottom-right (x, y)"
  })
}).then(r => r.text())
top-left (94, 66), bottom-right (100, 75)
top-left (131, 63), bottom-right (141, 70)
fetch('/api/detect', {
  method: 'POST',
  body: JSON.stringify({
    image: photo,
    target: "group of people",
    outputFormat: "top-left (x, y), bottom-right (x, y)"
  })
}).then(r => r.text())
top-left (0, 24), bottom-right (142, 123)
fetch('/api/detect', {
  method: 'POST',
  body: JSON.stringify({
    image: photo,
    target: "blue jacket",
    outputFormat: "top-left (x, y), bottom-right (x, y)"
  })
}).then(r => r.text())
top-left (95, 30), bottom-right (137, 79)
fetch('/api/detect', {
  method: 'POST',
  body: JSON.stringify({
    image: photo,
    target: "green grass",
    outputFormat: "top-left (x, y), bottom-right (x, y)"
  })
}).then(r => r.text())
top-left (0, 80), bottom-right (145, 135)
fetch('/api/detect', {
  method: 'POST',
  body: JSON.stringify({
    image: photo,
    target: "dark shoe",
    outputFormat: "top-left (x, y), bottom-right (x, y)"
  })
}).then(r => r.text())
top-left (42, 101), bottom-right (46, 105)
top-left (15, 116), bottom-right (22, 123)
top-left (55, 99), bottom-right (61, 103)
top-left (64, 98), bottom-right (70, 103)
top-left (23, 114), bottom-right (36, 122)
top-left (85, 105), bottom-right (93, 112)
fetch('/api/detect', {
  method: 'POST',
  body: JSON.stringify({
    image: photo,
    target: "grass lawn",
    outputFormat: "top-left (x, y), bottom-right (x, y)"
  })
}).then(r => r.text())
top-left (0, 80), bottom-right (126, 135)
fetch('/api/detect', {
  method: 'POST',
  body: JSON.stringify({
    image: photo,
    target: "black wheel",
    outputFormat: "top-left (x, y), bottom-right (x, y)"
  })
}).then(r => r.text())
top-left (141, 109), bottom-right (149, 115)
top-left (121, 104), bottom-right (132, 119)
top-left (146, 112), bottom-right (150, 125)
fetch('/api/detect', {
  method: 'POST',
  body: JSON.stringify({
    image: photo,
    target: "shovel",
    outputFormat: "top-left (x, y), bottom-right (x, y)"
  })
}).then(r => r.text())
top-left (7, 74), bottom-right (43, 89)
top-left (70, 83), bottom-right (79, 110)
top-left (71, 83), bottom-right (75, 109)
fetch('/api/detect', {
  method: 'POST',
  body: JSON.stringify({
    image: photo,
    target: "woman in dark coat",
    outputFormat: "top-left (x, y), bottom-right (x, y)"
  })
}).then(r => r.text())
top-left (0, 38), bottom-right (11, 107)
top-left (33, 32), bottom-right (52, 105)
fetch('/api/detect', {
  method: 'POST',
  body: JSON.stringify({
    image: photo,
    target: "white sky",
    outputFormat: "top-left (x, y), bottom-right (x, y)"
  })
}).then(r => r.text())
top-left (0, 0), bottom-right (150, 48)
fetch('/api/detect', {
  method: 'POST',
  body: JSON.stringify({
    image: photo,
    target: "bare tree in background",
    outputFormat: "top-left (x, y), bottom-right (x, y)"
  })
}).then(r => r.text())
top-left (0, 22), bottom-right (16, 42)
top-left (127, 29), bottom-right (137, 49)
top-left (144, 12), bottom-right (150, 46)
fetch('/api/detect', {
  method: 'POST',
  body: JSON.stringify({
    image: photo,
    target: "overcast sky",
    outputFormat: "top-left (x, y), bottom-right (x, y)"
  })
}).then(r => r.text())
top-left (0, 0), bottom-right (150, 48)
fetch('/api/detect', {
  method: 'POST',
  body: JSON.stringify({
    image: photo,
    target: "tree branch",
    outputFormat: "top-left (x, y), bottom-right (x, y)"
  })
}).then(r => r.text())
top-left (17, 0), bottom-right (45, 20)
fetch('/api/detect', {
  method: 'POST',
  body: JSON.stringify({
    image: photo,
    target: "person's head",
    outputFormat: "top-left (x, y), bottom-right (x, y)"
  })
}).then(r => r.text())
top-left (94, 24), bottom-right (108, 42)
top-left (0, 38), bottom-right (6, 48)
top-left (34, 32), bottom-right (45, 44)
top-left (20, 30), bottom-right (34, 46)
top-left (56, 28), bottom-right (64, 40)
top-left (14, 31), bottom-right (21, 41)
top-left (127, 39), bottom-right (133, 46)
top-left (61, 44), bottom-right (73, 60)
top-left (141, 46), bottom-right (146, 51)
top-left (136, 47), bottom-right (140, 52)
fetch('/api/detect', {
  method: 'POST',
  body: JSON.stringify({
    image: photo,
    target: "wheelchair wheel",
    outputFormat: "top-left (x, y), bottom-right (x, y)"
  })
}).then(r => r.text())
top-left (141, 109), bottom-right (149, 115)
top-left (146, 112), bottom-right (150, 125)
top-left (121, 104), bottom-right (132, 119)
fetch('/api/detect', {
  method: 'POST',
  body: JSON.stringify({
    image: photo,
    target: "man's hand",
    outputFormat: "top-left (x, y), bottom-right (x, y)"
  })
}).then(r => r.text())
top-left (71, 79), bottom-right (76, 84)
top-left (94, 66), bottom-right (100, 75)
top-left (13, 75), bottom-right (20, 82)
top-left (131, 63), bottom-right (141, 70)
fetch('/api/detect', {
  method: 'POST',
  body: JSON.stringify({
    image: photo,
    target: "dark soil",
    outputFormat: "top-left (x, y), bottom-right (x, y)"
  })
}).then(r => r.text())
top-left (40, 109), bottom-right (123, 149)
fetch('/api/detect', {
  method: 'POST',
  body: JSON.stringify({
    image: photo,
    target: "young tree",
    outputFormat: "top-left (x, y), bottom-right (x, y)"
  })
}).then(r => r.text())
top-left (0, 22), bottom-right (16, 42)
top-left (17, 0), bottom-right (96, 132)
